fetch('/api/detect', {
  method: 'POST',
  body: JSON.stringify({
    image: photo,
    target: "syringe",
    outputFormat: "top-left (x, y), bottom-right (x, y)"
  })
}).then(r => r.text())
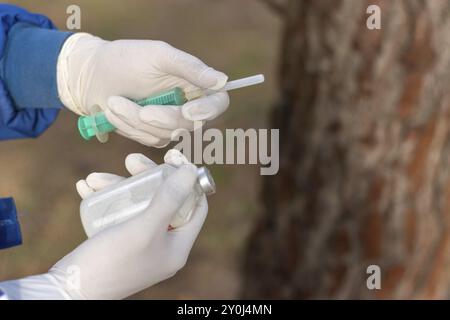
top-left (77, 74), bottom-right (265, 142)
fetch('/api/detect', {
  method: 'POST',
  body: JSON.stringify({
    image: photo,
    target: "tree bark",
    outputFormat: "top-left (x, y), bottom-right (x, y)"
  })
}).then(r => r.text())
top-left (243, 0), bottom-right (450, 299)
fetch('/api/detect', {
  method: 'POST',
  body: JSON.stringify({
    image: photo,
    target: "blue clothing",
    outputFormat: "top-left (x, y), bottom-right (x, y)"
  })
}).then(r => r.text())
top-left (0, 198), bottom-right (21, 250)
top-left (4, 23), bottom-right (72, 111)
top-left (0, 5), bottom-right (72, 139)
top-left (0, 4), bottom-right (72, 249)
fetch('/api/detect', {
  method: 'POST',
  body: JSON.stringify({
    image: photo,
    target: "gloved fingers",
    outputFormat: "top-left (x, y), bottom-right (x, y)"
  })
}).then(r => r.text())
top-left (107, 96), bottom-right (195, 140)
top-left (125, 153), bottom-right (157, 175)
top-left (76, 180), bottom-right (94, 199)
top-left (143, 164), bottom-right (198, 231)
top-left (104, 109), bottom-right (166, 147)
top-left (117, 128), bottom-right (171, 148)
top-left (76, 173), bottom-right (125, 199)
top-left (137, 73), bottom-right (198, 97)
top-left (152, 139), bottom-right (171, 148)
top-left (114, 125), bottom-right (163, 148)
top-left (157, 44), bottom-right (228, 90)
top-left (182, 92), bottom-right (230, 121)
top-left (138, 105), bottom-right (194, 131)
top-left (169, 195), bottom-right (208, 251)
top-left (138, 105), bottom-right (179, 130)
top-left (86, 172), bottom-right (125, 190)
top-left (107, 96), bottom-right (176, 137)
top-left (163, 149), bottom-right (190, 167)
top-left (108, 96), bottom-right (177, 129)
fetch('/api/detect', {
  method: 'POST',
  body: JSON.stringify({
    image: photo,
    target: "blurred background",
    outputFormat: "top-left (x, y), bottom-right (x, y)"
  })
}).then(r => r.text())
top-left (0, 0), bottom-right (280, 299)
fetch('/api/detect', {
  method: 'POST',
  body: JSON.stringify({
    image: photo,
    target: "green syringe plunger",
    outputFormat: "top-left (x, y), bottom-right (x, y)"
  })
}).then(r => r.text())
top-left (78, 87), bottom-right (186, 141)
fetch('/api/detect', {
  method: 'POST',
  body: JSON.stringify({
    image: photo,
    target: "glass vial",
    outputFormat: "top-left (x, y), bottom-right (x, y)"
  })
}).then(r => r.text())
top-left (80, 164), bottom-right (215, 237)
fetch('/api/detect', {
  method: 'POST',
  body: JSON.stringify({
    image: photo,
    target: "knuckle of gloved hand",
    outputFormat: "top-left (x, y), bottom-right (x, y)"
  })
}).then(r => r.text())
top-left (168, 254), bottom-right (188, 274)
top-left (220, 92), bottom-right (230, 107)
top-left (177, 255), bottom-right (189, 271)
top-left (138, 136), bottom-right (161, 147)
top-left (152, 40), bottom-right (171, 49)
top-left (125, 153), bottom-right (145, 164)
top-left (153, 139), bottom-right (171, 149)
top-left (152, 41), bottom-right (175, 58)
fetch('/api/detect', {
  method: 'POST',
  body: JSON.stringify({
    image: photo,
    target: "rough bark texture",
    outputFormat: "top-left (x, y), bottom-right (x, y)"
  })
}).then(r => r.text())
top-left (243, 0), bottom-right (450, 299)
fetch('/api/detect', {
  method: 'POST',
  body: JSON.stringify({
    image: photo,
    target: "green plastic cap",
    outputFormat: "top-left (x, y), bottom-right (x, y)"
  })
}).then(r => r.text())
top-left (78, 112), bottom-right (116, 140)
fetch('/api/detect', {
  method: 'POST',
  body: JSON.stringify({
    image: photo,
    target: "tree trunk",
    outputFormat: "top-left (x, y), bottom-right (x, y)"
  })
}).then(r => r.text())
top-left (243, 0), bottom-right (450, 299)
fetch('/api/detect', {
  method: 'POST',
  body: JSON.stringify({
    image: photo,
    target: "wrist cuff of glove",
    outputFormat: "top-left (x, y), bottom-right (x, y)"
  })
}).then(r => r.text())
top-left (57, 32), bottom-right (103, 115)
top-left (48, 266), bottom-right (89, 300)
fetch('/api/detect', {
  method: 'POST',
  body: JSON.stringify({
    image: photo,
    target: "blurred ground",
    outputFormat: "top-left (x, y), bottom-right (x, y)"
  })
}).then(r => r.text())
top-left (0, 0), bottom-right (279, 299)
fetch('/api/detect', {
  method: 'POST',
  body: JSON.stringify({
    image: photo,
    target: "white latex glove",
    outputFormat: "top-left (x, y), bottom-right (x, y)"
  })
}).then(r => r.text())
top-left (0, 150), bottom-right (208, 300)
top-left (53, 149), bottom-right (207, 299)
top-left (57, 33), bottom-right (230, 147)
top-left (0, 274), bottom-right (71, 300)
top-left (75, 149), bottom-right (190, 198)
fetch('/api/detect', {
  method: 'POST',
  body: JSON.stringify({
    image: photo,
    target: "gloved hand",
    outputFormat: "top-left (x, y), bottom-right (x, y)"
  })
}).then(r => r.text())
top-left (0, 150), bottom-right (208, 300)
top-left (75, 149), bottom-right (191, 198)
top-left (53, 149), bottom-right (207, 299)
top-left (57, 33), bottom-right (229, 147)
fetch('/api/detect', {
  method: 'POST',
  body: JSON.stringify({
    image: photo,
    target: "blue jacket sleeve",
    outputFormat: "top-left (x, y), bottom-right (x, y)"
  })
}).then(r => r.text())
top-left (0, 198), bottom-right (21, 249)
top-left (0, 4), bottom-right (72, 140)
top-left (0, 5), bottom-right (73, 250)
